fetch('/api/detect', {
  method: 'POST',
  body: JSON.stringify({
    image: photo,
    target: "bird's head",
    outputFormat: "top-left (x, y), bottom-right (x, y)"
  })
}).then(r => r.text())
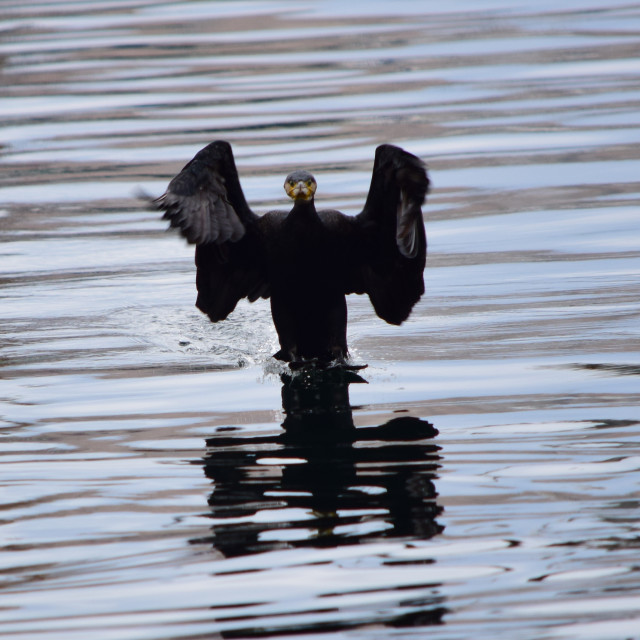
top-left (284, 170), bottom-right (317, 202)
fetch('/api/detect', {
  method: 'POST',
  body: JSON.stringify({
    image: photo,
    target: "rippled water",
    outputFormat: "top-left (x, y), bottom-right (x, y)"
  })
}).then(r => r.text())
top-left (2, 1), bottom-right (640, 638)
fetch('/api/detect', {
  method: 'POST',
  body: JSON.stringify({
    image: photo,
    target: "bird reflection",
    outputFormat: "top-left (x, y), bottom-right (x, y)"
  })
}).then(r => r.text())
top-left (197, 369), bottom-right (443, 557)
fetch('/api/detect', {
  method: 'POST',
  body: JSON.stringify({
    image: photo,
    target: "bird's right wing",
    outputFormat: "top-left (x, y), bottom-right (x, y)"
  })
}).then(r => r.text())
top-left (154, 140), bottom-right (257, 245)
top-left (194, 236), bottom-right (271, 322)
top-left (150, 140), bottom-right (271, 321)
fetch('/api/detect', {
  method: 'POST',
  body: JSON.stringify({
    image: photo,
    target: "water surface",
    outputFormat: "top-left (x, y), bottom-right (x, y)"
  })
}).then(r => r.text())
top-left (1, 1), bottom-right (640, 639)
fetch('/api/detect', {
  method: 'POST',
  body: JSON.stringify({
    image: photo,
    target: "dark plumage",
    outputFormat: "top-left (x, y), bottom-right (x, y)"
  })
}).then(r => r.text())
top-left (153, 140), bottom-right (429, 366)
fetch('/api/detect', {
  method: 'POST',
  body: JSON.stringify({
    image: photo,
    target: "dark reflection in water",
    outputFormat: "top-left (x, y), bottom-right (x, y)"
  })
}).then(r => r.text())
top-left (574, 363), bottom-right (640, 377)
top-left (197, 370), bottom-right (444, 557)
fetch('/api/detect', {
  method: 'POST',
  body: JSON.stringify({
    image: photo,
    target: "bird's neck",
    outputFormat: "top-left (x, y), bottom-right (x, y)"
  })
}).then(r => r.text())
top-left (289, 198), bottom-right (318, 219)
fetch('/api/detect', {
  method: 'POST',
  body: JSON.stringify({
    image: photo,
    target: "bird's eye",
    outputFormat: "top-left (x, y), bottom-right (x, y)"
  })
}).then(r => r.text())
top-left (306, 180), bottom-right (313, 186)
top-left (289, 179), bottom-right (296, 186)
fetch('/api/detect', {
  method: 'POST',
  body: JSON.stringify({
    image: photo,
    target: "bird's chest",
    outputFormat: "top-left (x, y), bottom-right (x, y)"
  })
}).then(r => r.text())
top-left (267, 219), bottom-right (335, 287)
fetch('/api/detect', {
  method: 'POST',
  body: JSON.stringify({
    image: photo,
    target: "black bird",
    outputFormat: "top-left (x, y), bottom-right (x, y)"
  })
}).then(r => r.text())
top-left (153, 140), bottom-right (429, 367)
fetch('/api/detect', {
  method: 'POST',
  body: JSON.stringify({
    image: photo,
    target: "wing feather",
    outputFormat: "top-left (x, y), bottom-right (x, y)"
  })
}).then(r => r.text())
top-left (153, 140), bottom-right (255, 245)
top-left (148, 140), bottom-right (270, 321)
top-left (352, 144), bottom-right (429, 324)
top-left (194, 217), bottom-right (273, 322)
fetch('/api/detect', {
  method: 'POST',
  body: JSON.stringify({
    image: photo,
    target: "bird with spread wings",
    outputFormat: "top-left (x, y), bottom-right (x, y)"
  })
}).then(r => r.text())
top-left (153, 140), bottom-right (429, 368)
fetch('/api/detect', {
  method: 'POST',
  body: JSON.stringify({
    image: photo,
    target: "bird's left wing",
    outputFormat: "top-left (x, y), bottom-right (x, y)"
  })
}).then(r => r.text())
top-left (347, 144), bottom-right (430, 325)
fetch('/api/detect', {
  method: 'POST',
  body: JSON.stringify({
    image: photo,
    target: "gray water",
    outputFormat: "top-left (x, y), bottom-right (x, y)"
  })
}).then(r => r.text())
top-left (2, 1), bottom-right (640, 638)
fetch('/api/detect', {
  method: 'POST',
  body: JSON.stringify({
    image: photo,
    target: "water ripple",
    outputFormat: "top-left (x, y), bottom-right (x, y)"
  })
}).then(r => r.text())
top-left (1, 1), bottom-right (640, 639)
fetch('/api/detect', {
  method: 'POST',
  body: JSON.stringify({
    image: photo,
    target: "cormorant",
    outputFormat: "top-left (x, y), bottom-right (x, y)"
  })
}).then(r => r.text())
top-left (153, 140), bottom-right (429, 367)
